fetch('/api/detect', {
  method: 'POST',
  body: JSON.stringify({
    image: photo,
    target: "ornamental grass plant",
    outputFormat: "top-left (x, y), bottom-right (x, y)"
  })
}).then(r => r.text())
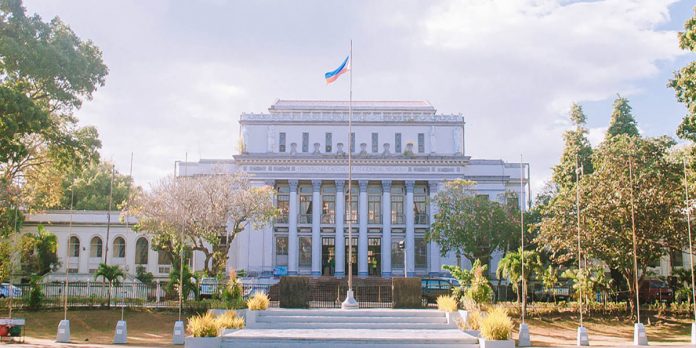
top-left (467, 310), bottom-right (482, 330)
top-left (215, 311), bottom-right (245, 329)
top-left (480, 306), bottom-right (513, 341)
top-left (187, 312), bottom-right (219, 337)
top-left (436, 294), bottom-right (458, 312)
top-left (247, 292), bottom-right (270, 310)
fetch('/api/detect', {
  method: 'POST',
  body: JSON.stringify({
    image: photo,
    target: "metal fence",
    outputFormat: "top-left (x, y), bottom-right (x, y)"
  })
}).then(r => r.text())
top-left (303, 284), bottom-right (392, 308)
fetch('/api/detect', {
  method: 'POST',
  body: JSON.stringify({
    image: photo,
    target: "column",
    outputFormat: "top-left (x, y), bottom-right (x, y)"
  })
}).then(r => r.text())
top-left (358, 180), bottom-right (368, 277)
top-left (311, 180), bottom-right (322, 276)
top-left (288, 180), bottom-right (298, 275)
top-left (428, 181), bottom-right (441, 276)
top-left (381, 180), bottom-right (392, 277)
top-left (405, 180), bottom-right (415, 277)
top-left (334, 180), bottom-right (345, 278)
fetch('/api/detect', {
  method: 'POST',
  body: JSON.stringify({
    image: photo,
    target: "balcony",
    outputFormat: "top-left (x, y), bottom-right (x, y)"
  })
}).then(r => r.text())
top-left (391, 214), bottom-right (405, 225)
top-left (321, 214), bottom-right (335, 224)
top-left (299, 214), bottom-right (312, 224)
top-left (276, 215), bottom-right (289, 224)
top-left (414, 213), bottom-right (429, 225)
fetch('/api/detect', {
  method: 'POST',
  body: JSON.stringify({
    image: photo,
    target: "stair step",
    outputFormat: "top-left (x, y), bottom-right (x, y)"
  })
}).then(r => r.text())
top-left (257, 309), bottom-right (444, 318)
top-left (250, 322), bottom-right (453, 330)
top-left (257, 315), bottom-right (447, 324)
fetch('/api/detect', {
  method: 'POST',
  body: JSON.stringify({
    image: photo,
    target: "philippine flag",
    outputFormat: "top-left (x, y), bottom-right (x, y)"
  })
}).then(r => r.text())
top-left (325, 55), bottom-right (350, 84)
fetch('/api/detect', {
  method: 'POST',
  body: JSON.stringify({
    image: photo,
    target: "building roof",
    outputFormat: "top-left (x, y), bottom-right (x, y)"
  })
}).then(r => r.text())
top-left (269, 100), bottom-right (436, 113)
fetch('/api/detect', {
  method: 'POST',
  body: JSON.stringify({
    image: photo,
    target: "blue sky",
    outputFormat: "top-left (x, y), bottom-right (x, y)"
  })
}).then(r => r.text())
top-left (23, 0), bottom-right (695, 195)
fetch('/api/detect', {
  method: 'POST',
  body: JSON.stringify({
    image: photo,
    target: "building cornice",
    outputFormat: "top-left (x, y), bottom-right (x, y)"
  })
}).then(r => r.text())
top-left (240, 112), bottom-right (464, 125)
top-left (233, 154), bottom-right (470, 166)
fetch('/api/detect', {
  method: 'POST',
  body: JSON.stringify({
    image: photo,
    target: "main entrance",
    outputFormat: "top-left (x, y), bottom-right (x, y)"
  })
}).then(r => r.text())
top-left (321, 237), bottom-right (335, 276)
top-left (368, 237), bottom-right (381, 276)
top-left (345, 237), bottom-right (358, 276)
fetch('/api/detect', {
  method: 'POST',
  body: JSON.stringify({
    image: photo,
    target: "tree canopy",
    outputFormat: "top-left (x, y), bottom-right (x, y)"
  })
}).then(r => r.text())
top-left (552, 103), bottom-right (594, 191)
top-left (606, 96), bottom-right (639, 138)
top-left (670, 6), bottom-right (696, 142)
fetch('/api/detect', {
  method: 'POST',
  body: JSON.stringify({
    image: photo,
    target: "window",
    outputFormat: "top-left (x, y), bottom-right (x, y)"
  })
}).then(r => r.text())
top-left (135, 238), bottom-right (148, 265)
top-left (414, 185), bottom-right (428, 224)
top-left (299, 186), bottom-right (313, 224)
top-left (279, 132), bottom-right (286, 152)
top-left (415, 237), bottom-right (428, 269)
top-left (418, 133), bottom-right (425, 153)
top-left (671, 251), bottom-right (684, 268)
top-left (89, 237), bottom-right (102, 258)
top-left (158, 250), bottom-right (172, 274)
top-left (275, 236), bottom-right (288, 266)
top-left (325, 132), bottom-right (332, 153)
top-left (69, 236), bottom-right (80, 258)
top-left (391, 186), bottom-right (405, 224)
top-left (322, 186), bottom-right (336, 224)
top-left (392, 237), bottom-right (404, 268)
top-left (299, 236), bottom-right (312, 267)
top-left (113, 237), bottom-right (125, 258)
top-left (395, 133), bottom-right (402, 153)
top-left (371, 133), bottom-right (378, 153)
top-left (350, 132), bottom-right (355, 153)
top-left (368, 186), bottom-right (381, 224)
top-left (277, 185), bottom-right (290, 223)
top-left (302, 132), bottom-right (309, 152)
top-left (345, 185), bottom-right (358, 223)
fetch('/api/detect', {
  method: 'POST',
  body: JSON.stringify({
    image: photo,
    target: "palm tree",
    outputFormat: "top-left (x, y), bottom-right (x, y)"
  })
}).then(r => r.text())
top-left (94, 263), bottom-right (125, 308)
top-left (540, 265), bottom-right (559, 303)
top-left (496, 248), bottom-right (542, 303)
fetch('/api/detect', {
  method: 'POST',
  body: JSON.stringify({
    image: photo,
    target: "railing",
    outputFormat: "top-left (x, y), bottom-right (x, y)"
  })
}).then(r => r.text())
top-left (298, 214), bottom-right (312, 224)
top-left (414, 213), bottom-right (429, 225)
top-left (305, 283), bottom-right (392, 308)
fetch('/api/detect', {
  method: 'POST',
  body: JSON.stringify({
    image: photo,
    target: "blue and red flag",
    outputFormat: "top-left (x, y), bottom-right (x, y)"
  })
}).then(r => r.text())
top-left (325, 55), bottom-right (350, 84)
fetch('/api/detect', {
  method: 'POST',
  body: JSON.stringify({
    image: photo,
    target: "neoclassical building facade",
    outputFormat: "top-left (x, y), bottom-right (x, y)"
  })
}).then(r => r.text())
top-left (178, 100), bottom-right (529, 278)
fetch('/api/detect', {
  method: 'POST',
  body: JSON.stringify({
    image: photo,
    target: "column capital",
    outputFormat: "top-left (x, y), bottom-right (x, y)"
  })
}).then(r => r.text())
top-left (381, 180), bottom-right (392, 191)
top-left (358, 180), bottom-right (368, 192)
top-left (312, 180), bottom-right (322, 191)
top-left (263, 179), bottom-right (275, 186)
top-left (335, 180), bottom-right (345, 190)
top-left (428, 180), bottom-right (439, 191)
top-left (289, 180), bottom-right (298, 192)
top-left (405, 180), bottom-right (415, 192)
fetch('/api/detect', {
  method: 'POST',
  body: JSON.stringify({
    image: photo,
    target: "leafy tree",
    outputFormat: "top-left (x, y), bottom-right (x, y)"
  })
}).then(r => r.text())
top-left (539, 265), bottom-right (559, 303)
top-left (465, 259), bottom-right (494, 305)
top-left (19, 224), bottom-right (58, 276)
top-left (135, 265), bottom-right (154, 286)
top-left (94, 263), bottom-right (124, 308)
top-left (26, 275), bottom-right (43, 310)
top-left (0, 239), bottom-right (10, 281)
top-left (129, 172), bottom-right (277, 274)
top-left (606, 96), bottom-right (639, 138)
top-left (166, 263), bottom-right (200, 301)
top-left (58, 161), bottom-right (133, 210)
top-left (496, 248), bottom-right (542, 304)
top-left (669, 6), bottom-right (696, 142)
top-left (552, 103), bottom-right (594, 190)
top-left (429, 179), bottom-right (517, 267)
top-left (538, 135), bottom-right (685, 316)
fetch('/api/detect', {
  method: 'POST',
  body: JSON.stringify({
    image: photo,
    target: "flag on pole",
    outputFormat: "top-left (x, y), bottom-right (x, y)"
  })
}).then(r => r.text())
top-left (325, 55), bottom-right (350, 84)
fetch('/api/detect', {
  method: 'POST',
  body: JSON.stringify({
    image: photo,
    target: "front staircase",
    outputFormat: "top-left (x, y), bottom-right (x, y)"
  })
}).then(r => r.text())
top-left (221, 308), bottom-right (479, 347)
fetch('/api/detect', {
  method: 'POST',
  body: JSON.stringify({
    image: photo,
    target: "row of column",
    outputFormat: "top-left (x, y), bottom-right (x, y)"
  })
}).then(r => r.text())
top-left (286, 179), bottom-right (440, 277)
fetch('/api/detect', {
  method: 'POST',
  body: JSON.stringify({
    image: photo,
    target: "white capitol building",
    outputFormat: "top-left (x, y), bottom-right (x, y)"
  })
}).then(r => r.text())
top-left (24, 99), bottom-right (532, 280)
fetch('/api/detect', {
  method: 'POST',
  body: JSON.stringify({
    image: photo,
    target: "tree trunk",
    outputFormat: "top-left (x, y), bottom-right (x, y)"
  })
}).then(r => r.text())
top-left (108, 282), bottom-right (112, 309)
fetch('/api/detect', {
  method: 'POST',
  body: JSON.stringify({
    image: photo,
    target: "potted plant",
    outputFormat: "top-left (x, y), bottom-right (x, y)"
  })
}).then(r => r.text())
top-left (478, 306), bottom-right (514, 348)
top-left (185, 312), bottom-right (220, 348)
top-left (436, 294), bottom-right (459, 326)
top-left (244, 291), bottom-right (270, 327)
top-left (215, 311), bottom-right (245, 336)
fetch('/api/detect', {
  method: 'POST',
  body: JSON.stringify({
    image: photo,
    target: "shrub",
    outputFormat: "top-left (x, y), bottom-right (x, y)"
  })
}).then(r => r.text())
top-left (436, 294), bottom-right (458, 312)
top-left (187, 312), bottom-right (219, 337)
top-left (467, 310), bottom-right (482, 330)
top-left (247, 292), bottom-right (270, 310)
top-left (27, 276), bottom-right (44, 310)
top-left (480, 306), bottom-right (513, 341)
top-left (222, 270), bottom-right (244, 309)
top-left (392, 278), bottom-right (422, 308)
top-left (215, 311), bottom-right (245, 329)
top-left (279, 277), bottom-right (309, 308)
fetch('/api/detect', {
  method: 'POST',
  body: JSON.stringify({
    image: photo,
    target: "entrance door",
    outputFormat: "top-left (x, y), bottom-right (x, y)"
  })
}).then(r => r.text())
top-left (322, 237), bottom-right (335, 276)
top-left (345, 237), bottom-right (358, 276)
top-left (368, 237), bottom-right (381, 276)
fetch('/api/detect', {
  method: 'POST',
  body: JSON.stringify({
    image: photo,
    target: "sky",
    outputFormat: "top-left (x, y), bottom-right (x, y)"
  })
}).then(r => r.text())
top-left (23, 0), bottom-right (696, 197)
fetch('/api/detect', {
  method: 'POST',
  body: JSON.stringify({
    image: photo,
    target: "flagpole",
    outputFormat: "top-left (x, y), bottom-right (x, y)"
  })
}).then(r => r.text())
top-left (342, 39), bottom-right (358, 309)
top-left (683, 159), bottom-right (696, 324)
top-left (520, 155), bottom-right (526, 323)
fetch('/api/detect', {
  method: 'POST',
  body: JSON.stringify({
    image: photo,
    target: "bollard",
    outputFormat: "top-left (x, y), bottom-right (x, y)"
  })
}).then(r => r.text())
top-left (173, 320), bottom-right (185, 345)
top-left (518, 323), bottom-right (531, 347)
top-left (577, 326), bottom-right (589, 346)
top-left (113, 320), bottom-right (127, 344)
top-left (56, 320), bottom-right (70, 343)
top-left (633, 323), bottom-right (648, 346)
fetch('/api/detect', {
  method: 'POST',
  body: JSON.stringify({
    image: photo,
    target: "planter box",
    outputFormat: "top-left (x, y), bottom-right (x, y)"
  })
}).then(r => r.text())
top-left (184, 336), bottom-right (221, 348)
top-left (465, 330), bottom-right (480, 338)
top-left (220, 328), bottom-right (239, 336)
top-left (478, 338), bottom-right (514, 348)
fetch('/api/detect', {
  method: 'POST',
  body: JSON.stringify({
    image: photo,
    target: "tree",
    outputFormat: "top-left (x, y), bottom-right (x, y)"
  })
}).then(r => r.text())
top-left (429, 179), bottom-right (517, 267)
top-left (669, 6), bottom-right (696, 142)
top-left (538, 135), bottom-right (685, 316)
top-left (94, 263), bottom-right (124, 308)
top-left (129, 172), bottom-right (277, 275)
top-left (539, 265), bottom-right (559, 302)
top-left (58, 161), bottom-right (133, 210)
top-left (19, 224), bottom-right (58, 276)
top-left (552, 103), bottom-right (594, 191)
top-left (165, 263), bottom-right (200, 301)
top-left (496, 248), bottom-right (542, 304)
top-left (606, 96), bottom-right (639, 138)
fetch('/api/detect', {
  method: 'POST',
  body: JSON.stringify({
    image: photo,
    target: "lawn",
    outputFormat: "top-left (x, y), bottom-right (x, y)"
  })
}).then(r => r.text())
top-left (0, 308), bottom-right (183, 346)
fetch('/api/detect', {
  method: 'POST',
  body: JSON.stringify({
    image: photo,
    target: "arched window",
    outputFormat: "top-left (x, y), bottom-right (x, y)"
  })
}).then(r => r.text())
top-left (135, 238), bottom-right (148, 265)
top-left (90, 237), bottom-right (102, 258)
top-left (68, 236), bottom-right (80, 257)
top-left (113, 237), bottom-right (126, 258)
